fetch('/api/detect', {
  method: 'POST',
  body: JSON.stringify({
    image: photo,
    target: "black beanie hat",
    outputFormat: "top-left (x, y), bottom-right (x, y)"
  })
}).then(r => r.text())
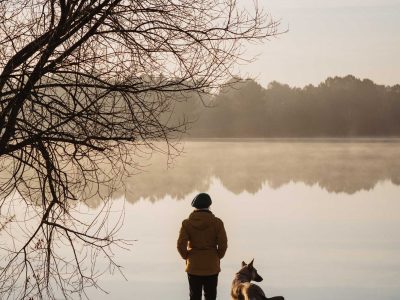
top-left (191, 193), bottom-right (212, 209)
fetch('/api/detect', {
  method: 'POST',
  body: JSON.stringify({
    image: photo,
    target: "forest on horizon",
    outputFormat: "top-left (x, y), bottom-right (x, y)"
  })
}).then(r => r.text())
top-left (174, 75), bottom-right (400, 137)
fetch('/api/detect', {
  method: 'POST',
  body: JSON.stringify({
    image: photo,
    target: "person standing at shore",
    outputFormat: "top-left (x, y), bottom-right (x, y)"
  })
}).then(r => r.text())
top-left (177, 193), bottom-right (228, 300)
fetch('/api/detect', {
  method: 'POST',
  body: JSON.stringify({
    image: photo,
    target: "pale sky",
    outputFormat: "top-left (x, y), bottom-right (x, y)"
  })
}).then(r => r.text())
top-left (238, 0), bottom-right (400, 87)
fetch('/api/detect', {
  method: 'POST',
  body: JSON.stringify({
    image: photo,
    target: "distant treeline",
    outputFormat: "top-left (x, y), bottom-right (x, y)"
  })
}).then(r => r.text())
top-left (174, 75), bottom-right (400, 137)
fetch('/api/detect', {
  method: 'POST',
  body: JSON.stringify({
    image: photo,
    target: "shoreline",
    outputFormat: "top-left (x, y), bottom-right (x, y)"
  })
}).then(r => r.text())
top-left (181, 137), bottom-right (400, 143)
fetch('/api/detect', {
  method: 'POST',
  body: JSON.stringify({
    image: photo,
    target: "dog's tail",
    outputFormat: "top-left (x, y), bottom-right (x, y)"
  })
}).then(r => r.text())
top-left (264, 297), bottom-right (284, 300)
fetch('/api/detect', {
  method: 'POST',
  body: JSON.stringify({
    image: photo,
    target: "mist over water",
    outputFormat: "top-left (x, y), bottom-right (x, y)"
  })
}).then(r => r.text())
top-left (87, 139), bottom-right (400, 207)
top-left (86, 140), bottom-right (400, 300)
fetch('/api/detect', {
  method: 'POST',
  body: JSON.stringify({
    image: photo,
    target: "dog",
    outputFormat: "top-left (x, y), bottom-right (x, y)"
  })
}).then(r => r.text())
top-left (231, 259), bottom-right (284, 300)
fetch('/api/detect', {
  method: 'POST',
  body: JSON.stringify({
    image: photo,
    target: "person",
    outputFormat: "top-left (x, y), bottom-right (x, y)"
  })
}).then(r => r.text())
top-left (177, 193), bottom-right (228, 300)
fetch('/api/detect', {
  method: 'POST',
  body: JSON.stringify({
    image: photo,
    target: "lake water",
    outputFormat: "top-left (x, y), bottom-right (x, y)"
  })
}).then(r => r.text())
top-left (84, 139), bottom-right (400, 300)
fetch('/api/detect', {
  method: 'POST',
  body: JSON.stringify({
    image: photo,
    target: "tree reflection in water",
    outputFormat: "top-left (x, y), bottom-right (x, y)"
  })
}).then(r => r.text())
top-left (86, 139), bottom-right (400, 207)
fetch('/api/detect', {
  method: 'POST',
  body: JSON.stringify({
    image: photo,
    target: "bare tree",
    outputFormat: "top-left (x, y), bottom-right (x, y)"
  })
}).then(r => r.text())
top-left (0, 0), bottom-right (279, 298)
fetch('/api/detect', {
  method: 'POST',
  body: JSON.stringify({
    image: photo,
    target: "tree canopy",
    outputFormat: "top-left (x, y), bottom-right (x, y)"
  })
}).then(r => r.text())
top-left (185, 75), bottom-right (400, 137)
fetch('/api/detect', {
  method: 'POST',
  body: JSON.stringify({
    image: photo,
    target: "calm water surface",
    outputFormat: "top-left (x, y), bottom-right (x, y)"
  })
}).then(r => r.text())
top-left (87, 140), bottom-right (400, 300)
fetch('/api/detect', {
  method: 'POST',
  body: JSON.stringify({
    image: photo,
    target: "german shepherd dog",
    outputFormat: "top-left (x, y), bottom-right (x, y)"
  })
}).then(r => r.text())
top-left (231, 259), bottom-right (284, 300)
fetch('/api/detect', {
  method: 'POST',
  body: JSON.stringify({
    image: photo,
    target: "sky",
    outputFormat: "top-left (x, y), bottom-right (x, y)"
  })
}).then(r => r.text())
top-left (237, 0), bottom-right (400, 87)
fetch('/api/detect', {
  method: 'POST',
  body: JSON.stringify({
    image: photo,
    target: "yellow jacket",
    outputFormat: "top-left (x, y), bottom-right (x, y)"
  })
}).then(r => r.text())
top-left (177, 210), bottom-right (228, 276)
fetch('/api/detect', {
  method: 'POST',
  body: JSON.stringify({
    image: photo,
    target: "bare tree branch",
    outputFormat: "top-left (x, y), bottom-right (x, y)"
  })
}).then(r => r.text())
top-left (0, 0), bottom-right (280, 298)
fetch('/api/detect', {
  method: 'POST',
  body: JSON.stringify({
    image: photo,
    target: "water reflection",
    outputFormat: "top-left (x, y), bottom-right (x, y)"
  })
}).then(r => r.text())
top-left (89, 139), bottom-right (400, 206)
top-left (87, 179), bottom-right (400, 300)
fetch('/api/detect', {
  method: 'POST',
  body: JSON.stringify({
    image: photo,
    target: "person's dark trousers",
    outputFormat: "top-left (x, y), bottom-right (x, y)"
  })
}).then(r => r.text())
top-left (187, 273), bottom-right (218, 300)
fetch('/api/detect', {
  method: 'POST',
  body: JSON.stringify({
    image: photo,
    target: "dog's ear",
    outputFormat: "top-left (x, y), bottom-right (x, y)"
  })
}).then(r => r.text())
top-left (249, 259), bottom-right (254, 267)
top-left (241, 261), bottom-right (247, 267)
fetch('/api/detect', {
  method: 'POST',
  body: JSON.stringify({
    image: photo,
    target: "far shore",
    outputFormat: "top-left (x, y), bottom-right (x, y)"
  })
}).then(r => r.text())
top-left (182, 136), bottom-right (400, 143)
